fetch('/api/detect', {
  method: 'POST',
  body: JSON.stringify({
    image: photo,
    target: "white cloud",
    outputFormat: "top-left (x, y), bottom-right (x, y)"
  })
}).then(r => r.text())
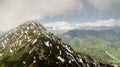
top-left (0, 0), bottom-right (83, 31)
top-left (0, 0), bottom-right (120, 31)
top-left (80, 19), bottom-right (119, 27)
top-left (43, 19), bottom-right (120, 30)
top-left (44, 21), bottom-right (76, 30)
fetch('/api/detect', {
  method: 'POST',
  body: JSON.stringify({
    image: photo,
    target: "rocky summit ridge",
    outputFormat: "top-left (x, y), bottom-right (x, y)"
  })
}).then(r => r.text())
top-left (0, 21), bottom-right (115, 67)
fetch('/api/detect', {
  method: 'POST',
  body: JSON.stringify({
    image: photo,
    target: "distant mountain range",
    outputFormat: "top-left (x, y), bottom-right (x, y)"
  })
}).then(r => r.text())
top-left (44, 19), bottom-right (120, 33)
top-left (0, 21), bottom-right (115, 67)
top-left (58, 29), bottom-right (120, 65)
top-left (46, 25), bottom-right (120, 35)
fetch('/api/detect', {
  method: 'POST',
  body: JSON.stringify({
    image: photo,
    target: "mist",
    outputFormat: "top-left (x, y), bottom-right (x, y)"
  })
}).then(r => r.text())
top-left (0, 0), bottom-right (83, 31)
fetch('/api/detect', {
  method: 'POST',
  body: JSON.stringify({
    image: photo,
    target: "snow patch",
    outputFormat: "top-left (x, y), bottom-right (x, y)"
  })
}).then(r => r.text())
top-left (23, 61), bottom-right (26, 64)
top-left (33, 30), bottom-right (36, 33)
top-left (57, 56), bottom-right (65, 63)
top-left (2, 42), bottom-right (5, 49)
top-left (78, 59), bottom-right (83, 63)
top-left (5, 35), bottom-right (8, 37)
top-left (25, 31), bottom-right (28, 34)
top-left (65, 45), bottom-right (73, 53)
top-left (6, 38), bottom-right (9, 41)
top-left (9, 49), bottom-right (13, 53)
top-left (45, 41), bottom-right (50, 47)
top-left (56, 46), bottom-right (60, 49)
top-left (59, 50), bottom-right (62, 55)
top-left (32, 39), bottom-right (37, 44)
top-left (0, 53), bottom-right (3, 57)
top-left (27, 26), bottom-right (30, 30)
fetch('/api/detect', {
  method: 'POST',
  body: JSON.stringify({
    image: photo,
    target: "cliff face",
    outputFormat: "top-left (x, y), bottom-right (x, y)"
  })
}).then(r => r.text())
top-left (0, 21), bottom-right (114, 67)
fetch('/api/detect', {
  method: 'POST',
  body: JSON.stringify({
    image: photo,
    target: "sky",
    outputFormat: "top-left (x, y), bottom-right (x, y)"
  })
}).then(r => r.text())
top-left (0, 0), bottom-right (120, 31)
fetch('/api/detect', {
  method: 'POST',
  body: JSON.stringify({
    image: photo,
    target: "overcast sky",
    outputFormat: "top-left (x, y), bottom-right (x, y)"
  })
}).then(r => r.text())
top-left (0, 0), bottom-right (120, 31)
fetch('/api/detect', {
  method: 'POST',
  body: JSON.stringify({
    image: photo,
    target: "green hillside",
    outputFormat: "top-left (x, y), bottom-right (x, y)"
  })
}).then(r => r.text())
top-left (0, 21), bottom-right (114, 67)
top-left (59, 29), bottom-right (120, 65)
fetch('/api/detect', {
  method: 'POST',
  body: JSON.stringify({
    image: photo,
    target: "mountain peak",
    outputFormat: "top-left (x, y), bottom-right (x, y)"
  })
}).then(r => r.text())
top-left (0, 21), bottom-right (46, 49)
top-left (0, 21), bottom-right (115, 67)
top-left (19, 21), bottom-right (46, 30)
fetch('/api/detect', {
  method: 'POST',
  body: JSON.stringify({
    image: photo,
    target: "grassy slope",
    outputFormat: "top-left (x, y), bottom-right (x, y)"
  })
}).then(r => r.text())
top-left (59, 30), bottom-right (120, 65)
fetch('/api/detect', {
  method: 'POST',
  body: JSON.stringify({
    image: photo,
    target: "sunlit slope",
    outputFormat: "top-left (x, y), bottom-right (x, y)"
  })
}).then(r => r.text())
top-left (59, 29), bottom-right (120, 65)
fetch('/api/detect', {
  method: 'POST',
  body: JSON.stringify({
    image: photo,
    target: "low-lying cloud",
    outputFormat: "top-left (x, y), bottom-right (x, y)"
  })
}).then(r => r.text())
top-left (44, 19), bottom-right (120, 30)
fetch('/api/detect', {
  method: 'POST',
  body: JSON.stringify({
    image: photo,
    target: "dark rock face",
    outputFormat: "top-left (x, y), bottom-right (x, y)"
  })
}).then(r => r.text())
top-left (0, 21), bottom-right (114, 67)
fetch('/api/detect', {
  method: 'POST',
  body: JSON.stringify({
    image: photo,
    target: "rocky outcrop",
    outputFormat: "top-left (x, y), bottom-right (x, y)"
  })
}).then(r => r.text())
top-left (0, 21), bottom-right (114, 67)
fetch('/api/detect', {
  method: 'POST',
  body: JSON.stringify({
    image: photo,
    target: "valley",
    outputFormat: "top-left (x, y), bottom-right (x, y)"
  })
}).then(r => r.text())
top-left (58, 29), bottom-right (120, 65)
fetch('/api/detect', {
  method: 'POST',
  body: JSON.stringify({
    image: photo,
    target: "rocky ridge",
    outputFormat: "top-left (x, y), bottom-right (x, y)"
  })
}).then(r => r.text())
top-left (0, 21), bottom-right (114, 67)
